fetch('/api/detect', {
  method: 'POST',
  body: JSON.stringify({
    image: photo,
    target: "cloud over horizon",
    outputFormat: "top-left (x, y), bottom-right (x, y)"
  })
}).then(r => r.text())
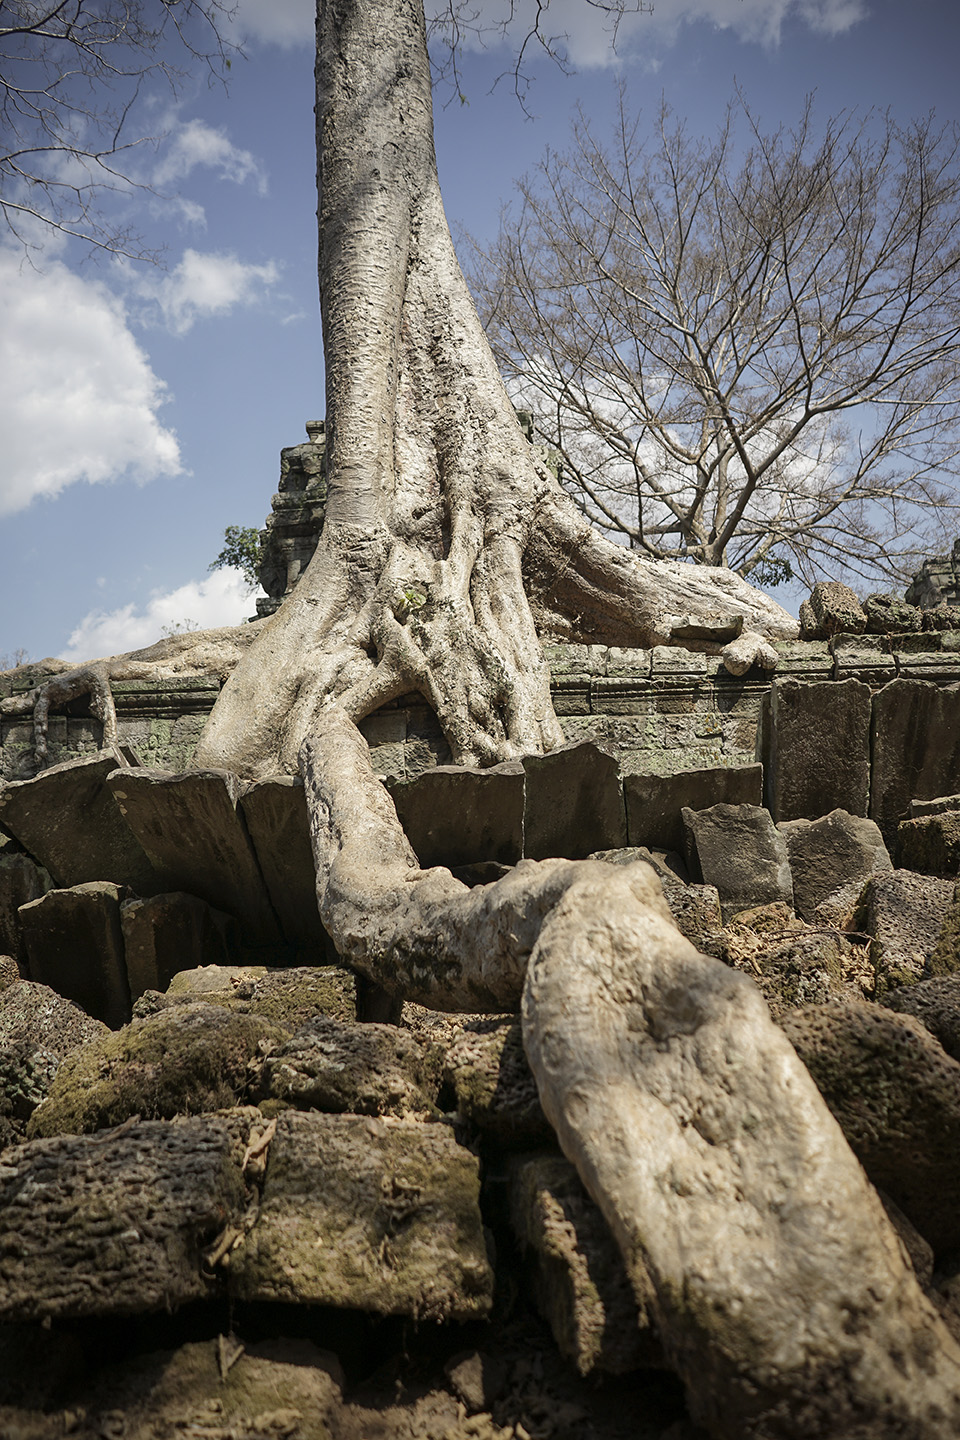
top-left (131, 249), bottom-right (281, 335)
top-left (61, 568), bottom-right (257, 663)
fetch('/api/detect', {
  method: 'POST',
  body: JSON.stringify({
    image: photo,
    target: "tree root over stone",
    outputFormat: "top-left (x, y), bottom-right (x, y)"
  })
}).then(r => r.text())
top-left (301, 704), bottom-right (960, 1440)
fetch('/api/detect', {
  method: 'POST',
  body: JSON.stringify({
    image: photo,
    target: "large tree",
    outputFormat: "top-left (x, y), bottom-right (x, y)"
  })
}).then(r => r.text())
top-left (9, 4), bottom-right (960, 1432)
top-left (469, 95), bottom-right (960, 590)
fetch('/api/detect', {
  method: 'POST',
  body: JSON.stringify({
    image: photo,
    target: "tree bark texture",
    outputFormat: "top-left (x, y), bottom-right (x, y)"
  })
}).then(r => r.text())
top-left (193, 0), bottom-right (796, 781)
top-left (301, 706), bottom-right (960, 1439)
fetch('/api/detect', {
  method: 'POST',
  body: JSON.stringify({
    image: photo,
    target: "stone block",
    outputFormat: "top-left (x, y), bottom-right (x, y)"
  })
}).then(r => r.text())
top-left (863, 593), bottom-right (922, 634)
top-left (895, 653), bottom-right (960, 684)
top-left (509, 1154), bottom-right (660, 1376)
top-left (624, 763), bottom-right (762, 853)
top-left (778, 811), bottom-right (891, 923)
top-left (771, 639), bottom-right (834, 681)
top-left (135, 965), bottom-right (358, 1028)
top-left (105, 767), bottom-right (281, 943)
top-left (239, 776), bottom-right (328, 950)
top-left (858, 870), bottom-right (955, 992)
top-left (909, 794), bottom-right (960, 818)
top-left (0, 981), bottom-right (108, 1134)
top-left (681, 803), bottom-right (793, 922)
top-left (19, 882), bottom-right (130, 1029)
top-left (661, 883), bottom-right (724, 948)
top-left (870, 680), bottom-right (960, 847)
top-left (444, 1018), bottom-right (552, 1146)
top-left (0, 750), bottom-right (158, 892)
top-left (897, 812), bottom-right (960, 876)
top-left (522, 741), bottom-right (626, 860)
top-left (120, 892), bottom-right (240, 1001)
top-left (603, 647), bottom-right (652, 677)
top-left (701, 907), bottom-right (860, 1017)
top-left (809, 580), bottom-right (866, 636)
top-left (388, 760), bottom-right (524, 868)
top-left (884, 977), bottom-right (960, 1064)
top-left (830, 633), bottom-right (897, 686)
top-left (589, 676), bottom-right (657, 716)
top-left (229, 1111), bottom-right (493, 1320)
top-left (781, 1002), bottom-right (960, 1253)
top-left (0, 853), bottom-right (51, 968)
top-left (0, 1115), bottom-right (247, 1320)
top-left (255, 1015), bottom-right (440, 1117)
top-left (761, 678), bottom-right (871, 822)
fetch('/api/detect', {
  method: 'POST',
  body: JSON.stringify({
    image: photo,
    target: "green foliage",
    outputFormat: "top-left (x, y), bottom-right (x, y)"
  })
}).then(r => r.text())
top-left (742, 556), bottom-right (794, 589)
top-left (210, 525), bottom-right (262, 592)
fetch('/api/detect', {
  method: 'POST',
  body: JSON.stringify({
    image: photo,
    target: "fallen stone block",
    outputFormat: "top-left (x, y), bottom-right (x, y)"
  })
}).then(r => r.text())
top-left (0, 981), bottom-right (108, 1135)
top-left (0, 853), bottom-right (51, 970)
top-left (870, 680), bottom-right (960, 848)
top-left (388, 761), bottom-right (524, 868)
top-left (509, 1154), bottom-right (661, 1376)
top-left (0, 1115), bottom-right (247, 1320)
top-left (778, 810), bottom-right (891, 923)
top-left (897, 812), bottom-right (960, 877)
top-left (522, 741), bottom-right (626, 860)
top-left (19, 881), bottom-right (130, 1029)
top-left (623, 763), bottom-right (762, 853)
top-left (863, 593), bottom-right (923, 634)
top-left (661, 884), bottom-right (723, 949)
top-left (883, 977), bottom-right (960, 1063)
top-left (761, 678), bottom-right (871, 822)
top-left (809, 580), bottom-right (866, 636)
top-left (681, 803), bottom-right (793, 922)
top-left (909, 794), bottom-right (960, 818)
top-left (120, 892), bottom-right (241, 1002)
top-left (782, 1001), bottom-right (960, 1253)
top-left (229, 1111), bottom-right (493, 1320)
top-left (444, 1017), bottom-right (552, 1146)
top-left (700, 905), bottom-right (863, 1017)
top-left (240, 776), bottom-right (330, 950)
top-left (857, 871), bottom-right (955, 993)
top-left (27, 1002), bottom-right (288, 1139)
top-left (105, 767), bottom-right (281, 943)
top-left (0, 750), bottom-right (158, 893)
top-left (255, 1015), bottom-right (441, 1117)
top-left (134, 965), bottom-right (358, 1028)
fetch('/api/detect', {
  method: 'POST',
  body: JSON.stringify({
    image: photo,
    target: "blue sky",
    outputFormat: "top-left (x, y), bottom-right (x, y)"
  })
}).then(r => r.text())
top-left (2, 0), bottom-right (958, 664)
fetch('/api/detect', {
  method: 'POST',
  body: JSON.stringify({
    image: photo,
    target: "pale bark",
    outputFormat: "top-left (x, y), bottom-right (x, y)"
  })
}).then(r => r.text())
top-left (302, 705), bottom-right (960, 1438)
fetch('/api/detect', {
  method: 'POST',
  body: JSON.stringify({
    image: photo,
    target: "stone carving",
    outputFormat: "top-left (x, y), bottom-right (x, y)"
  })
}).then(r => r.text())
top-left (255, 421), bottom-right (328, 619)
top-left (906, 538), bottom-right (960, 609)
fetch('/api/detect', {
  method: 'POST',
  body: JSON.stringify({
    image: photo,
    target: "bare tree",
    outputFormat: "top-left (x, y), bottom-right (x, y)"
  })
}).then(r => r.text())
top-left (0, 0), bottom-right (238, 258)
top-left (469, 94), bottom-right (960, 591)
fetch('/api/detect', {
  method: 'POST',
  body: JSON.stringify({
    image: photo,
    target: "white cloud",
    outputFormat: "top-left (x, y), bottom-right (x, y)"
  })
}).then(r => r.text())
top-left (154, 119), bottom-right (267, 194)
top-left (0, 248), bottom-right (181, 516)
top-left (61, 568), bottom-right (257, 662)
top-left (133, 249), bottom-right (281, 335)
top-left (231, 0), bottom-right (313, 47)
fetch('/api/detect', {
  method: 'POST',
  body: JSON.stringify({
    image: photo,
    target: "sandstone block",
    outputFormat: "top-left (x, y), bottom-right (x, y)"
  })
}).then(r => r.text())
top-left (623, 763), bottom-right (762, 853)
top-left (229, 1111), bottom-right (493, 1320)
top-left (444, 1017), bottom-right (552, 1146)
top-left (782, 1001), bottom-right (960, 1252)
top-left (0, 750), bottom-right (157, 892)
top-left (700, 906), bottom-right (860, 1017)
top-left (0, 1116), bottom-right (247, 1320)
top-left (509, 1154), bottom-right (661, 1376)
top-left (858, 870), bottom-right (955, 992)
top-left (19, 881), bottom-right (130, 1028)
top-left (870, 680), bottom-right (960, 847)
top-left (255, 1015), bottom-right (440, 1117)
top-left (778, 810), bottom-right (891, 923)
top-left (0, 980), bottom-right (108, 1135)
top-left (681, 804), bottom-right (793, 921)
top-left (864, 593), bottom-right (922, 634)
top-left (134, 965), bottom-right (358, 1028)
top-left (239, 776), bottom-right (329, 950)
top-left (884, 976), bottom-right (960, 1062)
top-left (0, 852), bottom-right (51, 968)
top-left (897, 812), bottom-right (960, 877)
top-left (809, 580), bottom-right (866, 636)
top-left (120, 892), bottom-right (240, 1001)
top-left (761, 678), bottom-right (871, 822)
top-left (388, 760), bottom-right (524, 867)
top-left (522, 741), bottom-right (626, 860)
top-left (661, 883), bottom-right (723, 948)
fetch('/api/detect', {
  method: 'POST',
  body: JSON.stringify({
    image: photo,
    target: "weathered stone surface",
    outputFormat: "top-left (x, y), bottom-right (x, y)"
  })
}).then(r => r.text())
top-left (870, 680), bottom-right (960, 847)
top-left (761, 678), bottom-right (872, 822)
top-left (120, 892), bottom-right (240, 1001)
top-left (27, 1002), bottom-right (288, 1139)
top-left (168, 963), bottom-right (267, 993)
top-left (19, 881), bottom-right (130, 1029)
top-left (0, 956), bottom-right (17, 992)
top-left (898, 812), bottom-right (960, 877)
top-left (809, 580), bottom-right (866, 636)
top-left (134, 965), bottom-right (358, 1027)
top-left (781, 1001), bottom-right (960, 1252)
top-left (699, 904), bottom-right (865, 1016)
top-left (255, 1015), bottom-right (440, 1116)
top-left (0, 1115), bottom-right (247, 1319)
top-left (0, 750), bottom-right (158, 892)
top-left (778, 810), bottom-right (891, 923)
top-left (829, 632), bottom-right (897, 686)
top-left (0, 853), bottom-right (51, 969)
top-left (388, 760), bottom-right (524, 868)
top-left (229, 1111), bottom-right (493, 1320)
top-left (864, 593), bottom-right (923, 634)
top-left (444, 1017), bottom-right (552, 1145)
top-left (661, 883), bottom-right (723, 948)
top-left (240, 776), bottom-right (329, 950)
top-left (509, 1154), bottom-right (661, 1376)
top-left (857, 871), bottom-right (956, 993)
top-left (623, 764), bottom-right (762, 853)
top-left (0, 981), bottom-right (108, 1135)
top-left (590, 845), bottom-right (690, 886)
top-left (883, 976), bottom-right (960, 1063)
top-left (681, 803), bottom-right (793, 921)
top-left (797, 598), bottom-right (821, 640)
top-left (909, 793), bottom-right (960, 818)
top-left (105, 767), bottom-right (281, 943)
top-left (522, 741), bottom-right (626, 860)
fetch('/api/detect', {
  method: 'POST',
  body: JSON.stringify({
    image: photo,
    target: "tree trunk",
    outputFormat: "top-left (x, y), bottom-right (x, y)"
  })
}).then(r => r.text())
top-left (193, 0), bottom-right (795, 781)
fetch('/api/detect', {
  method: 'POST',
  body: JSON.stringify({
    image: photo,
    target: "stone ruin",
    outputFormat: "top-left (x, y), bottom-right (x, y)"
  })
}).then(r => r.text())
top-left (907, 537), bottom-right (960, 610)
top-left (7, 548), bottom-right (960, 1433)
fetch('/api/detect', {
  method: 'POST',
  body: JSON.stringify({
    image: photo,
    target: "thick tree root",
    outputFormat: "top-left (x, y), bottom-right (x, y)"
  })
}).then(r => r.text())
top-left (301, 705), bottom-right (960, 1439)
